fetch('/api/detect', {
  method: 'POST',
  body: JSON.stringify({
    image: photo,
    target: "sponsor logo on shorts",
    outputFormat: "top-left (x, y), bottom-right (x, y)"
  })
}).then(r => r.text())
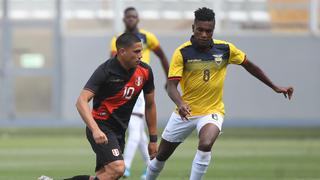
top-left (112, 149), bottom-right (120, 156)
top-left (212, 114), bottom-right (218, 121)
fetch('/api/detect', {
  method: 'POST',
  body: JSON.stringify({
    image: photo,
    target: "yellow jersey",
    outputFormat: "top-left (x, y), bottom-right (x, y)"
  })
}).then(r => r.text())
top-left (168, 39), bottom-right (246, 116)
top-left (110, 29), bottom-right (160, 64)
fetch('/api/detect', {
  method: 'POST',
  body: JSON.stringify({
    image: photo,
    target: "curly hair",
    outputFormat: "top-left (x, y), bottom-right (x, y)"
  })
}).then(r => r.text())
top-left (194, 7), bottom-right (215, 22)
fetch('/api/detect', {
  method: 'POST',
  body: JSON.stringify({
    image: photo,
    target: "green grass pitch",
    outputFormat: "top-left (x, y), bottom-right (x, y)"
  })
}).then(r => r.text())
top-left (1, 127), bottom-right (320, 180)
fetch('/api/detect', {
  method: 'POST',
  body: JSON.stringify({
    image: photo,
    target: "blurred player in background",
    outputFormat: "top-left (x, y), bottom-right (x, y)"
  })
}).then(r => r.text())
top-left (146, 7), bottom-right (294, 180)
top-left (39, 33), bottom-right (158, 180)
top-left (110, 6), bottom-right (169, 179)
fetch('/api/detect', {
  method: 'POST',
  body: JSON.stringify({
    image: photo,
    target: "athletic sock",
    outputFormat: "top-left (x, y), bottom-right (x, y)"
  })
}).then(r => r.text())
top-left (189, 150), bottom-right (211, 180)
top-left (146, 158), bottom-right (165, 180)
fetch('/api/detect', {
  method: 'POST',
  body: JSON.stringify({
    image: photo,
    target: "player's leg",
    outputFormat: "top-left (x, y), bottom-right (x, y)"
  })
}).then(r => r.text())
top-left (189, 113), bottom-right (224, 180)
top-left (86, 125), bottom-right (126, 180)
top-left (62, 175), bottom-right (98, 180)
top-left (123, 92), bottom-right (146, 177)
top-left (96, 160), bottom-right (125, 180)
top-left (146, 112), bottom-right (196, 180)
top-left (38, 175), bottom-right (98, 180)
top-left (138, 120), bottom-right (150, 179)
top-left (146, 138), bottom-right (180, 180)
top-left (138, 121), bottom-right (150, 165)
top-left (58, 124), bottom-right (124, 180)
top-left (123, 114), bottom-right (143, 177)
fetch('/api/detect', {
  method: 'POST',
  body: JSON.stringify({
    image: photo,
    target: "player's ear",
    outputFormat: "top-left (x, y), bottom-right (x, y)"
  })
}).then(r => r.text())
top-left (192, 24), bottom-right (195, 33)
top-left (118, 48), bottom-right (126, 56)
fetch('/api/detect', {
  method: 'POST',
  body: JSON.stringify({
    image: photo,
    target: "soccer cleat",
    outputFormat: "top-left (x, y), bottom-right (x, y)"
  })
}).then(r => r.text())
top-left (123, 168), bottom-right (131, 178)
top-left (38, 175), bottom-right (53, 180)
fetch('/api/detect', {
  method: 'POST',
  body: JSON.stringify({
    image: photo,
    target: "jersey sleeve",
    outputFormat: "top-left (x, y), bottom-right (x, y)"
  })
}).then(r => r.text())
top-left (84, 63), bottom-right (108, 93)
top-left (110, 36), bottom-right (117, 54)
top-left (146, 32), bottom-right (160, 50)
top-left (228, 42), bottom-right (246, 65)
top-left (143, 66), bottom-right (155, 94)
top-left (168, 48), bottom-right (183, 80)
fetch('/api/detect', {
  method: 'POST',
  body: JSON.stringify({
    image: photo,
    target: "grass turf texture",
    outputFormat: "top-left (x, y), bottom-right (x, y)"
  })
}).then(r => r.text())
top-left (1, 127), bottom-right (320, 180)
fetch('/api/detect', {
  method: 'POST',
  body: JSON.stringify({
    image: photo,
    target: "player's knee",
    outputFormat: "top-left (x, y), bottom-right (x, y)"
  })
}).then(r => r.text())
top-left (103, 161), bottom-right (125, 179)
top-left (113, 164), bottom-right (125, 178)
top-left (198, 140), bottom-right (214, 152)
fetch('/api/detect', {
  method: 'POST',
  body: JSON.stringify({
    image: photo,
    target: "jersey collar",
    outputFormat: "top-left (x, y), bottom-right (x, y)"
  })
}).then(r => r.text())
top-left (109, 56), bottom-right (136, 78)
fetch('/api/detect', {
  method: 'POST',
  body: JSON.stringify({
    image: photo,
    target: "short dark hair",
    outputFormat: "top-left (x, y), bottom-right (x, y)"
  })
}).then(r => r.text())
top-left (124, 7), bottom-right (137, 15)
top-left (116, 33), bottom-right (141, 49)
top-left (194, 7), bottom-right (215, 22)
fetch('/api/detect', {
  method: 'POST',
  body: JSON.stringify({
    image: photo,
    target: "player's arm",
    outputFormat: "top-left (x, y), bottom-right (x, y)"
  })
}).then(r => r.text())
top-left (167, 79), bottom-right (191, 120)
top-left (76, 89), bottom-right (97, 131)
top-left (76, 90), bottom-right (108, 144)
top-left (77, 63), bottom-right (109, 144)
top-left (144, 90), bottom-right (158, 159)
top-left (241, 57), bottom-right (293, 100)
top-left (167, 47), bottom-right (190, 120)
top-left (153, 46), bottom-right (169, 76)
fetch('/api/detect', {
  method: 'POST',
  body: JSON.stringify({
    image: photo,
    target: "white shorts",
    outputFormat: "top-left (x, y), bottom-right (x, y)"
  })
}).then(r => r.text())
top-left (132, 91), bottom-right (145, 115)
top-left (162, 112), bottom-right (224, 143)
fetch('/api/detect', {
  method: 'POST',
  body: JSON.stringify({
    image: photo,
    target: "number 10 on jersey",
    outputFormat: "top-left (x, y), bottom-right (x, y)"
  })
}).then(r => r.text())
top-left (123, 87), bottom-right (135, 99)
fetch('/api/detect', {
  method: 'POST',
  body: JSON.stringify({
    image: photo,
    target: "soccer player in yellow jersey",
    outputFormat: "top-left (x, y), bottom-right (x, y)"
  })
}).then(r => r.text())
top-left (110, 7), bottom-right (168, 72)
top-left (146, 7), bottom-right (294, 180)
top-left (110, 7), bottom-right (169, 179)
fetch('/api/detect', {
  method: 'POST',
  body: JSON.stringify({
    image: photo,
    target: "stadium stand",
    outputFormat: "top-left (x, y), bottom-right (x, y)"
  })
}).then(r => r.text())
top-left (269, 0), bottom-right (310, 31)
top-left (2, 0), bottom-right (317, 32)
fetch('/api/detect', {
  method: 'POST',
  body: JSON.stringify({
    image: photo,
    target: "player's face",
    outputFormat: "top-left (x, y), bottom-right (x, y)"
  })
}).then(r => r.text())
top-left (123, 10), bottom-right (139, 31)
top-left (123, 42), bottom-right (143, 69)
top-left (192, 20), bottom-right (214, 48)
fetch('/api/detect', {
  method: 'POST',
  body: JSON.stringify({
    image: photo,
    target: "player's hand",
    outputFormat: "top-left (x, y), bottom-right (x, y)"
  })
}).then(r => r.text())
top-left (178, 102), bottom-right (191, 121)
top-left (92, 129), bottom-right (108, 144)
top-left (274, 86), bottom-right (294, 100)
top-left (148, 142), bottom-right (158, 160)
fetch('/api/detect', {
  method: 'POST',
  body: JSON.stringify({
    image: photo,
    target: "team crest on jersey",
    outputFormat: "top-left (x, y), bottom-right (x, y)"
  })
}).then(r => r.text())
top-left (213, 54), bottom-right (223, 65)
top-left (112, 149), bottom-right (120, 156)
top-left (135, 76), bottom-right (143, 86)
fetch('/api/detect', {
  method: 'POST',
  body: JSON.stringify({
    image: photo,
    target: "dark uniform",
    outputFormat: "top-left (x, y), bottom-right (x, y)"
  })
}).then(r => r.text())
top-left (84, 57), bottom-right (154, 171)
